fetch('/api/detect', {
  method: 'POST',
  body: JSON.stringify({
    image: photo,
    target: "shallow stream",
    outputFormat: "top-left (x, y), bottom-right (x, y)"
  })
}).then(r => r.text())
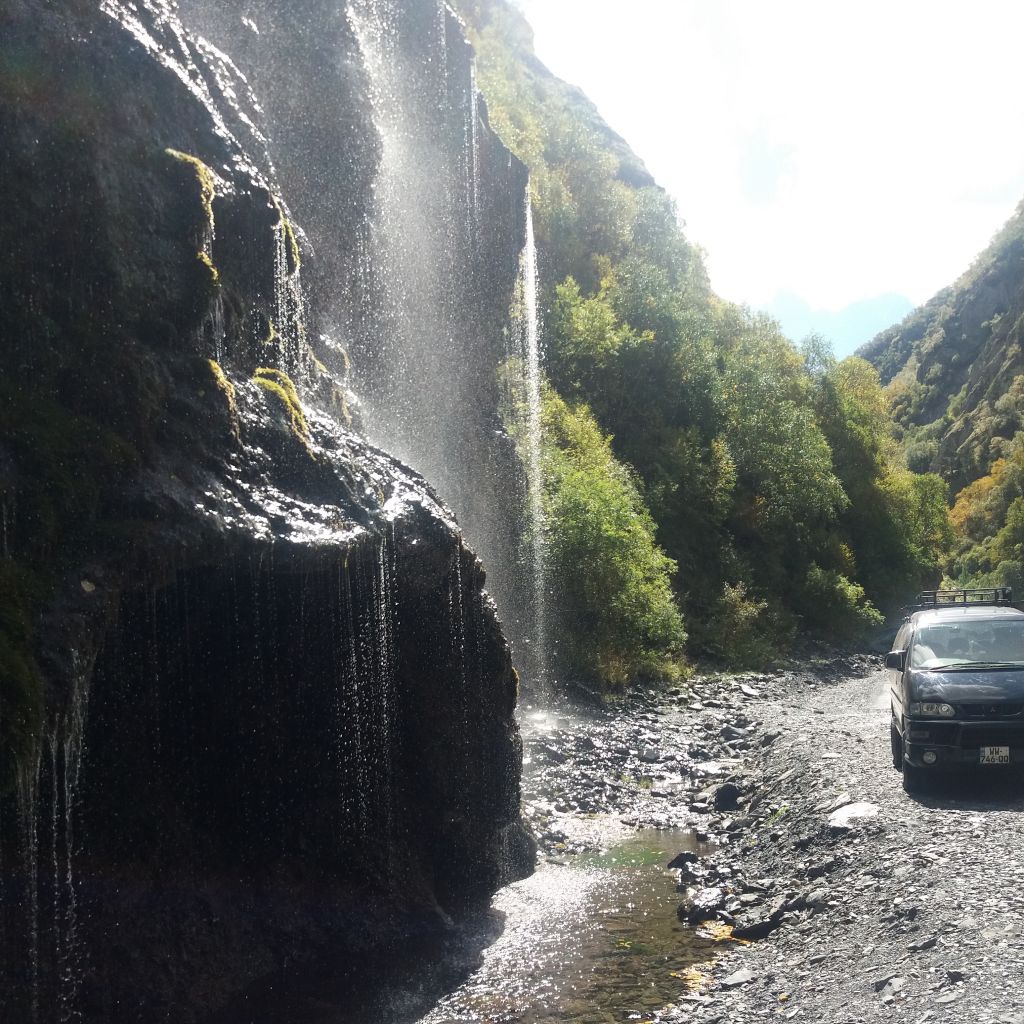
top-left (210, 696), bottom-right (722, 1024)
top-left (411, 827), bottom-right (715, 1024)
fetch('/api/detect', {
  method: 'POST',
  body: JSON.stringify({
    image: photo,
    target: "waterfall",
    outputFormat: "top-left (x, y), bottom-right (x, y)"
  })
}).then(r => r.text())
top-left (346, 0), bottom-right (457, 481)
top-left (9, 658), bottom-right (90, 1024)
top-left (345, 0), bottom-right (542, 684)
top-left (464, 62), bottom-right (481, 244)
top-left (370, 530), bottom-right (398, 883)
top-left (330, 535), bottom-right (401, 872)
top-left (16, 750), bottom-right (42, 1024)
top-left (516, 196), bottom-right (549, 685)
top-left (273, 204), bottom-right (308, 377)
top-left (52, 664), bottom-right (91, 1024)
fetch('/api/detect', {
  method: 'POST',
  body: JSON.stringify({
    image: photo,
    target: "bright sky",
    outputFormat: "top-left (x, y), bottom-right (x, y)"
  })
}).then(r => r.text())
top-left (515, 0), bottom-right (1024, 354)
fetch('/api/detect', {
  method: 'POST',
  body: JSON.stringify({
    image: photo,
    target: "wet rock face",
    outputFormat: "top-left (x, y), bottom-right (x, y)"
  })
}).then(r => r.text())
top-left (0, 1), bottom-right (531, 1020)
top-left (178, 0), bottom-right (536, 647)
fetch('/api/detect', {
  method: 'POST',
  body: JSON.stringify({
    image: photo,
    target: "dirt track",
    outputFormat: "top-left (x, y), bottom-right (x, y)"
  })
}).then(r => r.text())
top-left (679, 663), bottom-right (1024, 1024)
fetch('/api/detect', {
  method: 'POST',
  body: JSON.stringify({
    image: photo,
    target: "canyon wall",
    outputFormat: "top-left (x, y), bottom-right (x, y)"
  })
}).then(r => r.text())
top-left (0, 1), bottom-right (534, 1019)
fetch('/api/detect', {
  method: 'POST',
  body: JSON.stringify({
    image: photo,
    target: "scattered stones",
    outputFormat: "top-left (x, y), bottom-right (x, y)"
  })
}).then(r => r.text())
top-left (521, 650), bottom-right (1022, 1023)
top-left (678, 886), bottom-right (728, 923)
top-left (713, 781), bottom-right (744, 812)
top-left (731, 894), bottom-right (789, 940)
top-left (874, 972), bottom-right (904, 994)
top-left (662, 651), bottom-right (1024, 1023)
top-left (827, 801), bottom-right (879, 831)
top-left (667, 850), bottom-right (699, 870)
top-left (721, 968), bottom-right (755, 988)
top-left (878, 975), bottom-right (906, 1002)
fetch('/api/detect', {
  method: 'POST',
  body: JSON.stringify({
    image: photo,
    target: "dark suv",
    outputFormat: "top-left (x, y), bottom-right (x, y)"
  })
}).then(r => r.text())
top-left (887, 589), bottom-right (1024, 792)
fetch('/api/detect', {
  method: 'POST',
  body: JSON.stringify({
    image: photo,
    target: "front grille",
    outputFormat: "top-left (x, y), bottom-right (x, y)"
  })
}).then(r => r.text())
top-left (911, 723), bottom-right (958, 744)
top-left (958, 724), bottom-right (1024, 749)
top-left (960, 703), bottom-right (1023, 719)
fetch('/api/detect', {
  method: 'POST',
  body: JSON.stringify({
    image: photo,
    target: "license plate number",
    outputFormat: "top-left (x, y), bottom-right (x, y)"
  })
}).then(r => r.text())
top-left (980, 746), bottom-right (1011, 765)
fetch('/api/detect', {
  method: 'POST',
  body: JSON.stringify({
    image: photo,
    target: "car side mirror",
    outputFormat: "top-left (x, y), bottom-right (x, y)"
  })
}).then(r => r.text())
top-left (885, 650), bottom-right (907, 672)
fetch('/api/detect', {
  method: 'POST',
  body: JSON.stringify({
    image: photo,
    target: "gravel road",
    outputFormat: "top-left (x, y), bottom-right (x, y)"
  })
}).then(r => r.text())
top-left (673, 661), bottom-right (1024, 1024)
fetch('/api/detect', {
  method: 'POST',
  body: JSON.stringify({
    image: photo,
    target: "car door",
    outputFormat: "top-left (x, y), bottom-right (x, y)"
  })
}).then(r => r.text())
top-left (891, 621), bottom-right (911, 726)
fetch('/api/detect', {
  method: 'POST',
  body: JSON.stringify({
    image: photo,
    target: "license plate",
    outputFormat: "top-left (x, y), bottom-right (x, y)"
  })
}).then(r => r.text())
top-left (980, 746), bottom-right (1011, 765)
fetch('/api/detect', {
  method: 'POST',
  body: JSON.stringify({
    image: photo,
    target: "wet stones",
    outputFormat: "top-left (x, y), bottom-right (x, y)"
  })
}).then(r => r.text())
top-left (713, 781), bottom-right (744, 812)
top-left (678, 886), bottom-right (729, 924)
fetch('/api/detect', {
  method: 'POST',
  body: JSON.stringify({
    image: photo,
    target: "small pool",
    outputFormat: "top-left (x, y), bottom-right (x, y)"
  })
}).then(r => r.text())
top-left (411, 828), bottom-right (716, 1024)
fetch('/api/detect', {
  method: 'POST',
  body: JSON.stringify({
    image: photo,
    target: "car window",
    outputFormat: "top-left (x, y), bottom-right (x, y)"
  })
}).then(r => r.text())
top-left (910, 620), bottom-right (1024, 669)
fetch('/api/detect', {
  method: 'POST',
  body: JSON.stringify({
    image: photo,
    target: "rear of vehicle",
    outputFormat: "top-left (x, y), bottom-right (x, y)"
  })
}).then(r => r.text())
top-left (887, 589), bottom-right (1024, 791)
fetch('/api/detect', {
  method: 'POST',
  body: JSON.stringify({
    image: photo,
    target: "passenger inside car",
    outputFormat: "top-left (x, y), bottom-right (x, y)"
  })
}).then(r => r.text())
top-left (910, 638), bottom-right (937, 667)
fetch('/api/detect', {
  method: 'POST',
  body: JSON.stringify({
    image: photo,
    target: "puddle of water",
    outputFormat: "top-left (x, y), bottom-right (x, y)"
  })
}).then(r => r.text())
top-left (413, 828), bottom-right (715, 1024)
top-left (205, 828), bottom-right (717, 1024)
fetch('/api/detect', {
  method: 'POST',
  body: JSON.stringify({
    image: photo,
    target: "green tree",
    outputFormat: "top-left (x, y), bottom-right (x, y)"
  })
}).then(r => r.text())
top-left (537, 388), bottom-right (687, 688)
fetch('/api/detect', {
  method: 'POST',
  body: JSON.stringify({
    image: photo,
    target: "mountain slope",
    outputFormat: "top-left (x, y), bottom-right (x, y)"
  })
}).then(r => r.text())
top-left (860, 199), bottom-right (1024, 491)
top-left (454, 0), bottom-right (951, 658)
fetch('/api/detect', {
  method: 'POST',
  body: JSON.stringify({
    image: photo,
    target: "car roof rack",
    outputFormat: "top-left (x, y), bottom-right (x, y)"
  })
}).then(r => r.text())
top-left (910, 587), bottom-right (1014, 612)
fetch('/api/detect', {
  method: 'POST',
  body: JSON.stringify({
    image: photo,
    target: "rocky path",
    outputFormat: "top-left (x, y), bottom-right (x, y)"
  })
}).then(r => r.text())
top-left (671, 660), bottom-right (1024, 1024)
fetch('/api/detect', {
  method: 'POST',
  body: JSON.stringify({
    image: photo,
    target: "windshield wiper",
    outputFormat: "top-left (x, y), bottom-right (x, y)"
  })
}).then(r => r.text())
top-left (936, 661), bottom-right (1024, 671)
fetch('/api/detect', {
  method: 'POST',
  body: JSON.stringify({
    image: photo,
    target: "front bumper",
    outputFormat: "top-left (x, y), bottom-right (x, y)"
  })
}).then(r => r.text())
top-left (904, 720), bottom-right (1024, 767)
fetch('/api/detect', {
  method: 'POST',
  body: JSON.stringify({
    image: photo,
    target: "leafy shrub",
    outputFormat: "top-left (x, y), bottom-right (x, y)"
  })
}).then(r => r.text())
top-left (530, 386), bottom-right (687, 689)
top-left (799, 565), bottom-right (884, 641)
top-left (463, 0), bottom-right (956, 658)
top-left (701, 582), bottom-right (794, 669)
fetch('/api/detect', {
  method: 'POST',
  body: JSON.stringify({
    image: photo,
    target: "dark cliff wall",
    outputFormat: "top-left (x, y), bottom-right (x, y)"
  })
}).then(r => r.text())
top-left (177, 0), bottom-right (538, 654)
top-left (0, 1), bottom-right (532, 1020)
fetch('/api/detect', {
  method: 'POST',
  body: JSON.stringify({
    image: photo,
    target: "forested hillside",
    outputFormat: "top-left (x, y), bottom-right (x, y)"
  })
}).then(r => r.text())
top-left (860, 200), bottom-right (1024, 592)
top-left (455, 0), bottom-right (951, 680)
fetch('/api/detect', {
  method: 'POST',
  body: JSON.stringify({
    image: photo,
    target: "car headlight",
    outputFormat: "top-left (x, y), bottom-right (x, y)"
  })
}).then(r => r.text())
top-left (908, 702), bottom-right (956, 718)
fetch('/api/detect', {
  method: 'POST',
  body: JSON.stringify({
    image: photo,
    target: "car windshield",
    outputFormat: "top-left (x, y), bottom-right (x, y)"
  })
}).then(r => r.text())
top-left (910, 619), bottom-right (1024, 669)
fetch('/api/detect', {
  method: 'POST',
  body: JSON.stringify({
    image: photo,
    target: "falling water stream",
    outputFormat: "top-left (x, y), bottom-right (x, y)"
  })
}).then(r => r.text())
top-left (518, 197), bottom-right (549, 685)
top-left (13, 663), bottom-right (93, 1024)
top-left (346, 0), bottom-right (550, 683)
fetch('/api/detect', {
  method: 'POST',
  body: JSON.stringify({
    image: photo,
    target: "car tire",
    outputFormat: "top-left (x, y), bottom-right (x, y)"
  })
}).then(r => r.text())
top-left (890, 719), bottom-right (903, 772)
top-left (902, 761), bottom-right (927, 794)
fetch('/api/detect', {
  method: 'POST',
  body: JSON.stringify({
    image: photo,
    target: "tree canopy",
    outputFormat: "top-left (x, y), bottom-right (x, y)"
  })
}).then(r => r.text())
top-left (459, 0), bottom-right (954, 680)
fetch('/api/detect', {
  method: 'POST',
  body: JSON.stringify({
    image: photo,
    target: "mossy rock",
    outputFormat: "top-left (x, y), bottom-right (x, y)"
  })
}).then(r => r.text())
top-left (309, 360), bottom-right (352, 427)
top-left (253, 367), bottom-right (313, 452)
top-left (207, 359), bottom-right (241, 442)
top-left (165, 148), bottom-right (218, 235)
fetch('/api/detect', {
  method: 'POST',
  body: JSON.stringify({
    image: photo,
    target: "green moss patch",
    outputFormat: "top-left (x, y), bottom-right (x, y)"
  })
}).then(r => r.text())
top-left (208, 359), bottom-right (240, 441)
top-left (254, 367), bottom-right (313, 452)
top-left (272, 198), bottom-right (302, 274)
top-left (197, 249), bottom-right (220, 286)
top-left (165, 148), bottom-right (217, 233)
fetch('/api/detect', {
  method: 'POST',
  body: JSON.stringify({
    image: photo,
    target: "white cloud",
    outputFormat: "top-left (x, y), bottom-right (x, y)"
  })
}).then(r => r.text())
top-left (514, 0), bottom-right (1024, 314)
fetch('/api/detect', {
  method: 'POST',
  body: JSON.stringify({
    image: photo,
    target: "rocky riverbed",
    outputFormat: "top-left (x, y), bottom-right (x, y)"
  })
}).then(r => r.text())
top-left (510, 650), bottom-right (1024, 1024)
top-left (641, 657), bottom-right (1024, 1024)
top-left (212, 655), bottom-right (1024, 1023)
